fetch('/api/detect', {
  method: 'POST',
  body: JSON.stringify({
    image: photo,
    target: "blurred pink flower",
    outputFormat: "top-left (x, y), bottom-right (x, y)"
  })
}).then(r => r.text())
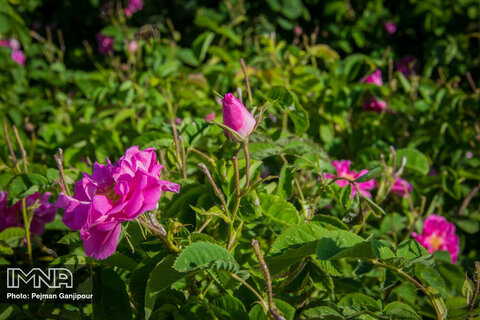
top-left (0, 191), bottom-right (56, 235)
top-left (175, 117), bottom-right (182, 124)
top-left (125, 0), bottom-right (143, 17)
top-left (466, 151), bottom-right (473, 159)
top-left (390, 177), bottom-right (412, 197)
top-left (56, 146), bottom-right (179, 260)
top-left (0, 39), bottom-right (9, 47)
top-left (362, 69), bottom-right (383, 86)
top-left (325, 160), bottom-right (377, 198)
top-left (222, 93), bottom-right (256, 139)
top-left (397, 55), bottom-right (419, 76)
top-left (96, 33), bottom-right (114, 55)
top-left (294, 26), bottom-right (302, 36)
top-left (9, 39), bottom-right (20, 50)
top-left (383, 21), bottom-right (397, 35)
top-left (128, 40), bottom-right (139, 53)
top-left (363, 97), bottom-right (387, 113)
top-left (412, 214), bottom-right (459, 263)
top-left (11, 50), bottom-right (26, 66)
top-left (205, 112), bottom-right (215, 122)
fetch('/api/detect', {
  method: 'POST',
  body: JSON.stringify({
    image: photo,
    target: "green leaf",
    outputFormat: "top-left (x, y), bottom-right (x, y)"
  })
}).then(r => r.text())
top-left (211, 295), bottom-right (249, 320)
top-left (248, 142), bottom-right (281, 160)
top-left (92, 267), bottom-right (133, 320)
top-left (145, 255), bottom-right (187, 319)
top-left (277, 165), bottom-right (294, 199)
top-left (316, 232), bottom-right (395, 261)
top-left (338, 293), bottom-right (381, 312)
top-left (274, 299), bottom-right (296, 320)
top-left (360, 195), bottom-right (385, 216)
top-left (57, 232), bottom-right (81, 245)
top-left (354, 165), bottom-right (383, 183)
top-left (396, 240), bottom-right (429, 262)
top-left (396, 148), bottom-right (429, 176)
top-left (383, 302), bottom-right (421, 319)
top-left (174, 241), bottom-right (239, 273)
top-left (132, 132), bottom-right (174, 149)
top-left (415, 264), bottom-right (447, 297)
top-left (462, 277), bottom-right (475, 305)
top-left (259, 194), bottom-right (300, 226)
top-left (288, 102), bottom-right (309, 135)
top-left (7, 173), bottom-right (49, 201)
top-left (300, 306), bottom-right (344, 319)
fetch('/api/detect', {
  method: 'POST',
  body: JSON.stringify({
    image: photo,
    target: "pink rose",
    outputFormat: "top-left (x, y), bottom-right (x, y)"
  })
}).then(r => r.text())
top-left (362, 69), bottom-right (383, 86)
top-left (397, 55), bottom-right (419, 76)
top-left (125, 0), bottom-right (143, 17)
top-left (222, 93), bottom-right (256, 139)
top-left (205, 112), bottom-right (215, 122)
top-left (324, 160), bottom-right (377, 198)
top-left (363, 97), bottom-right (387, 113)
top-left (128, 40), bottom-right (138, 53)
top-left (96, 33), bottom-right (114, 55)
top-left (412, 214), bottom-right (459, 263)
top-left (0, 191), bottom-right (56, 235)
top-left (383, 21), bottom-right (397, 35)
top-left (11, 50), bottom-right (26, 66)
top-left (56, 146), bottom-right (179, 260)
top-left (390, 177), bottom-right (412, 197)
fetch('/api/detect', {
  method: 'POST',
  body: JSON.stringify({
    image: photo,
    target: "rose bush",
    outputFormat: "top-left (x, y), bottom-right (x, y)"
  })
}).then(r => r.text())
top-left (0, 0), bottom-right (479, 319)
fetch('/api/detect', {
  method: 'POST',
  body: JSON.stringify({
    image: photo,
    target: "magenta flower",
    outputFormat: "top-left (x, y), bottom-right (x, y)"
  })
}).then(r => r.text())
top-left (383, 21), bottom-right (397, 35)
top-left (222, 93), bottom-right (256, 139)
top-left (390, 177), bottom-right (412, 197)
top-left (0, 191), bottom-right (56, 235)
top-left (363, 97), bottom-right (387, 113)
top-left (205, 112), bottom-right (215, 122)
top-left (397, 55), bottom-right (419, 76)
top-left (0, 39), bottom-right (9, 47)
top-left (96, 33), bottom-right (114, 55)
top-left (412, 214), bottom-right (459, 263)
top-left (362, 69), bottom-right (383, 86)
top-left (125, 0), bottom-right (143, 17)
top-left (175, 117), bottom-right (182, 125)
top-left (11, 50), bottom-right (26, 66)
top-left (56, 146), bottom-right (180, 260)
top-left (325, 160), bottom-right (377, 198)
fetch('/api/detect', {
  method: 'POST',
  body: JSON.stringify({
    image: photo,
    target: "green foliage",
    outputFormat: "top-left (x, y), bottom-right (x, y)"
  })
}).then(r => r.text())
top-left (0, 0), bottom-right (479, 319)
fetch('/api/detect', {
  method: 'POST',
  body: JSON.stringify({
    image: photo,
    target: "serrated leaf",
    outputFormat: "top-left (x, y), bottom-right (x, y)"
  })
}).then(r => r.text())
top-left (174, 241), bottom-right (238, 273)
top-left (383, 302), bottom-right (421, 319)
top-left (57, 232), bottom-right (81, 245)
top-left (396, 148), bottom-right (429, 176)
top-left (354, 165), bottom-right (383, 183)
top-left (7, 173), bottom-right (49, 201)
top-left (259, 194), bottom-right (300, 226)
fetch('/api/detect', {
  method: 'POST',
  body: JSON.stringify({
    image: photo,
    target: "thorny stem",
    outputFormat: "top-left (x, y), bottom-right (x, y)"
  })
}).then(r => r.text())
top-left (3, 123), bottom-right (19, 171)
top-left (137, 215), bottom-right (178, 253)
top-left (240, 58), bottom-right (253, 107)
top-left (372, 260), bottom-right (446, 320)
top-left (469, 262), bottom-right (480, 312)
top-left (170, 119), bottom-right (182, 173)
top-left (189, 147), bottom-right (216, 167)
top-left (33, 236), bottom-right (58, 259)
top-left (179, 136), bottom-right (187, 179)
top-left (198, 163), bottom-right (228, 213)
top-left (12, 125), bottom-right (28, 173)
top-left (54, 149), bottom-right (71, 196)
top-left (242, 139), bottom-right (251, 189)
top-left (252, 239), bottom-right (283, 320)
top-left (22, 199), bottom-right (33, 264)
top-left (227, 221), bottom-right (243, 251)
top-left (196, 216), bottom-right (213, 233)
top-left (228, 156), bottom-right (242, 249)
top-left (230, 273), bottom-right (268, 311)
